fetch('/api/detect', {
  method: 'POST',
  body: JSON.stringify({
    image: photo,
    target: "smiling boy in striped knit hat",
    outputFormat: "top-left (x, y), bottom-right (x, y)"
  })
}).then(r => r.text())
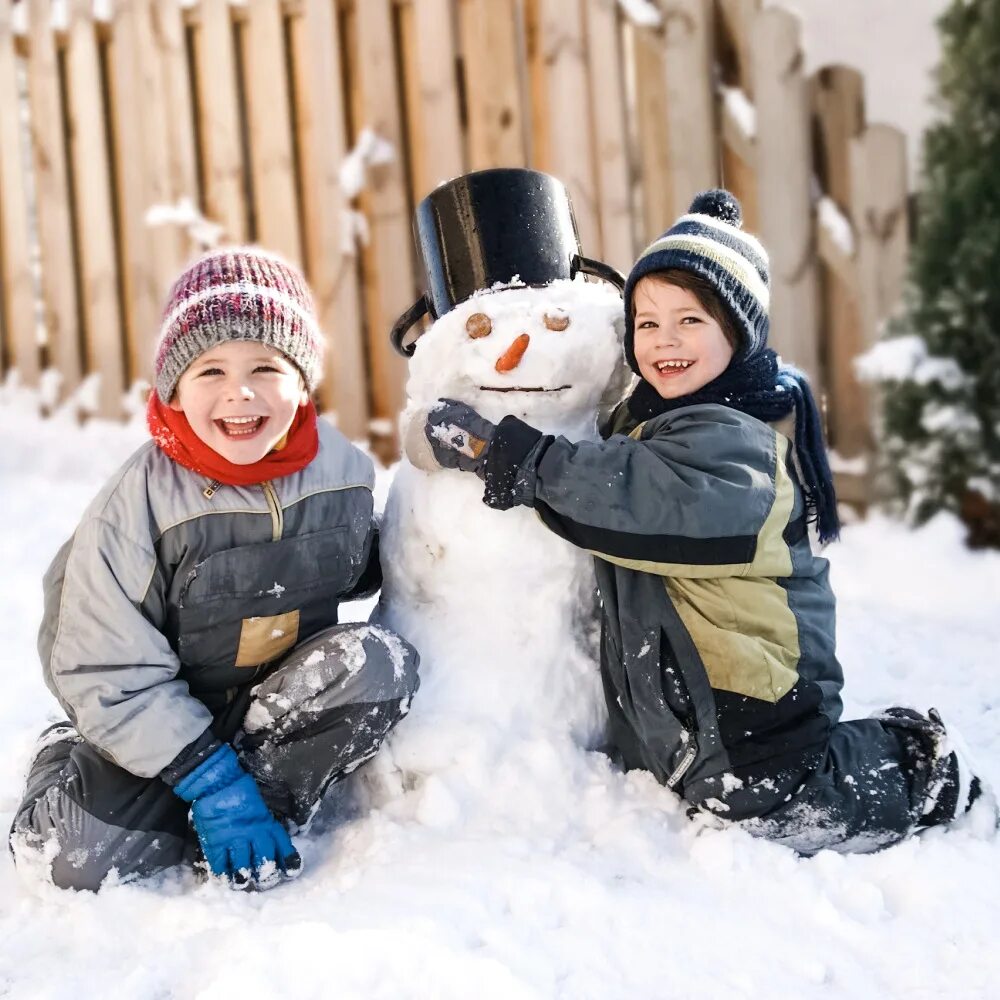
top-left (417, 190), bottom-right (994, 853)
top-left (10, 247), bottom-right (419, 892)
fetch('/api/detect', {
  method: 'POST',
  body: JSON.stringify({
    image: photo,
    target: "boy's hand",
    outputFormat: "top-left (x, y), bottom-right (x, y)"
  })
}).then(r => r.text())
top-left (423, 399), bottom-right (497, 476)
top-left (174, 743), bottom-right (301, 890)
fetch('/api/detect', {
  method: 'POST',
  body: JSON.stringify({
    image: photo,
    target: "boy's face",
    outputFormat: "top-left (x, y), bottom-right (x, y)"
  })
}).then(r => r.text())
top-left (632, 278), bottom-right (735, 399)
top-left (169, 341), bottom-right (309, 465)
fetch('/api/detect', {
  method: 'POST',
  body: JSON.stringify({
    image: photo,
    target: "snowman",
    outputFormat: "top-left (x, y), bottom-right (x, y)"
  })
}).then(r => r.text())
top-left (376, 169), bottom-right (629, 776)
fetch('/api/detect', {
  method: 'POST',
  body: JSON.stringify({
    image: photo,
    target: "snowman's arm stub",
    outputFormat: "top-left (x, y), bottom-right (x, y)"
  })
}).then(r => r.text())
top-left (401, 405), bottom-right (441, 473)
top-left (483, 404), bottom-right (794, 580)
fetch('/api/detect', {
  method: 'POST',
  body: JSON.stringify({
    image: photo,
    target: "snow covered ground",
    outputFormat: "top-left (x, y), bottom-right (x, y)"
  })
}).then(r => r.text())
top-left (2, 389), bottom-right (1000, 999)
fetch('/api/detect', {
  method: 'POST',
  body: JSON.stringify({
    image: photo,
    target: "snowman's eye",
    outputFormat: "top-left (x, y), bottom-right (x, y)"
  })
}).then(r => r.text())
top-left (543, 312), bottom-right (570, 332)
top-left (466, 313), bottom-right (493, 339)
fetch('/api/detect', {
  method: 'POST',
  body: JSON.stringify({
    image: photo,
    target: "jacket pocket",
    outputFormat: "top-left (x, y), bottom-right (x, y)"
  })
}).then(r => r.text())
top-left (176, 526), bottom-right (355, 683)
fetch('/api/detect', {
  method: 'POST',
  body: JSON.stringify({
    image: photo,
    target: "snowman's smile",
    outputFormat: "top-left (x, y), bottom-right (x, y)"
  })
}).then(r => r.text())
top-left (479, 385), bottom-right (571, 393)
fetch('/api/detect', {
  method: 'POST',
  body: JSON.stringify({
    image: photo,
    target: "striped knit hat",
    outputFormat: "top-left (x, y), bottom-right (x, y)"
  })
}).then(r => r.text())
top-left (623, 189), bottom-right (770, 374)
top-left (154, 247), bottom-right (324, 402)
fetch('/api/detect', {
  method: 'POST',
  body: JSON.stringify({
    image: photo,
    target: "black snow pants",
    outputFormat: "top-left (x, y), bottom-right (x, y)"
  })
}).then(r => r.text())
top-left (684, 711), bottom-right (952, 855)
top-left (9, 623), bottom-right (419, 891)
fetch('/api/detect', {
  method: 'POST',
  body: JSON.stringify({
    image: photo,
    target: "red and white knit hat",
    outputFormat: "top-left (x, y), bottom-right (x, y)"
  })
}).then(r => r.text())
top-left (154, 247), bottom-right (324, 402)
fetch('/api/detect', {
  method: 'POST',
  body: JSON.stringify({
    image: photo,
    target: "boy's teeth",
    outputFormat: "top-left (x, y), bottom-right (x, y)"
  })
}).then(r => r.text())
top-left (657, 360), bottom-right (692, 370)
top-left (219, 416), bottom-right (264, 436)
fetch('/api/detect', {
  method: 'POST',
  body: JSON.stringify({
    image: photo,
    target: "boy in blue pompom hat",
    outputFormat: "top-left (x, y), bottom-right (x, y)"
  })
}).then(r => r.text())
top-left (411, 189), bottom-right (994, 853)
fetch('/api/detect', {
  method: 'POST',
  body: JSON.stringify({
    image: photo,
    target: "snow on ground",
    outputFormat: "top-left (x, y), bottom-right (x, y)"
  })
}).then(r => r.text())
top-left (1, 391), bottom-right (1000, 999)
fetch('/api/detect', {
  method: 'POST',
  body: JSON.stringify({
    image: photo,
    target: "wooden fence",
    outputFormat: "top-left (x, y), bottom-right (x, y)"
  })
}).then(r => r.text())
top-left (0, 0), bottom-right (909, 495)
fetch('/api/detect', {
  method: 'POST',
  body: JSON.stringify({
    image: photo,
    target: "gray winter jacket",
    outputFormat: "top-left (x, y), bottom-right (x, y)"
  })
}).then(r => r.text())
top-left (38, 421), bottom-right (378, 779)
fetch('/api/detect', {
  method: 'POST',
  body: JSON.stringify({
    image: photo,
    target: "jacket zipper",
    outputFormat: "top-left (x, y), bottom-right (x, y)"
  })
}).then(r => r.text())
top-left (665, 740), bottom-right (697, 789)
top-left (203, 480), bottom-right (283, 541)
top-left (261, 480), bottom-right (283, 540)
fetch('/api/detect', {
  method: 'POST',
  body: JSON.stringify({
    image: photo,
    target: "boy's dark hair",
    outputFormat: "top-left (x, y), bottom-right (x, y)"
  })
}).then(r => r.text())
top-left (632, 269), bottom-right (741, 350)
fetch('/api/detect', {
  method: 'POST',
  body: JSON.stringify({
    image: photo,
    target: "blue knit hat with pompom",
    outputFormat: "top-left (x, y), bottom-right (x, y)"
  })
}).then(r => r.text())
top-left (623, 189), bottom-right (770, 375)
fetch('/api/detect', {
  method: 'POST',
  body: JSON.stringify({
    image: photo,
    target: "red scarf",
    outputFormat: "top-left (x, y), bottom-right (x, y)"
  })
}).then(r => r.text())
top-left (147, 393), bottom-right (320, 486)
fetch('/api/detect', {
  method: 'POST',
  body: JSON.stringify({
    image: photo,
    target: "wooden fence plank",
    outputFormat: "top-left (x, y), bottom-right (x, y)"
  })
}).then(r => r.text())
top-left (812, 64), bottom-right (867, 462)
top-left (533, 0), bottom-right (600, 255)
top-left (846, 123), bottom-right (909, 505)
top-left (65, 0), bottom-right (125, 417)
top-left (109, 0), bottom-right (175, 382)
top-left (850, 124), bottom-right (908, 348)
top-left (289, 0), bottom-right (368, 438)
top-left (719, 90), bottom-right (759, 234)
top-left (26, 0), bottom-right (81, 399)
top-left (244, 0), bottom-right (301, 263)
top-left (458, 0), bottom-right (526, 170)
top-left (192, 0), bottom-right (246, 244)
top-left (151, 0), bottom-right (200, 265)
top-left (0, 0), bottom-right (39, 388)
top-left (659, 0), bottom-right (717, 219)
top-left (583, 0), bottom-right (633, 273)
top-left (354, 0), bottom-right (415, 433)
top-left (716, 0), bottom-right (761, 97)
top-left (408, 0), bottom-right (464, 194)
top-left (751, 7), bottom-right (820, 384)
top-left (629, 21), bottom-right (671, 243)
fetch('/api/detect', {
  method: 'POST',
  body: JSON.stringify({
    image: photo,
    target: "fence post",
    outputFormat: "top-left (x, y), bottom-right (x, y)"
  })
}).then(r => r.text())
top-left (812, 64), bottom-right (868, 476)
top-left (26, 0), bottom-right (81, 402)
top-left (192, 0), bottom-right (246, 244)
top-left (850, 124), bottom-right (909, 351)
top-left (629, 20), bottom-right (670, 243)
top-left (405, 0), bottom-right (464, 195)
top-left (354, 0), bottom-right (416, 441)
top-left (0, 0), bottom-right (40, 390)
top-left (244, 0), bottom-right (301, 264)
top-left (459, 0), bottom-right (526, 170)
top-left (715, 0), bottom-right (760, 231)
top-left (659, 0), bottom-right (717, 220)
top-left (751, 6), bottom-right (820, 384)
top-left (153, 0), bottom-right (199, 267)
top-left (290, 0), bottom-right (368, 439)
top-left (110, 0), bottom-right (178, 385)
top-left (582, 0), bottom-right (633, 274)
top-left (66, 0), bottom-right (126, 418)
top-left (532, 0), bottom-right (600, 255)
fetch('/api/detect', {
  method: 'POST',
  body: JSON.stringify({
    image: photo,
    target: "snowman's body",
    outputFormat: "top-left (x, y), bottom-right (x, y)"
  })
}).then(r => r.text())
top-left (377, 279), bottom-right (626, 765)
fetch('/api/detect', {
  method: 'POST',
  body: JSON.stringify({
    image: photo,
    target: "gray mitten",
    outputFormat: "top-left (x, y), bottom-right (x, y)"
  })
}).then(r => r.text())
top-left (424, 399), bottom-right (497, 475)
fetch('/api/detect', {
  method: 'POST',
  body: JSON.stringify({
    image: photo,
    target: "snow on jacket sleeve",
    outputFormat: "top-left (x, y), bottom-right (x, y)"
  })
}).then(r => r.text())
top-left (483, 403), bottom-right (798, 580)
top-left (40, 515), bottom-right (213, 778)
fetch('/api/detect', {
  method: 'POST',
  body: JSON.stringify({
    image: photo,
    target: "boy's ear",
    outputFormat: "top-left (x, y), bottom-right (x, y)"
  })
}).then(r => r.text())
top-left (298, 384), bottom-right (309, 407)
top-left (167, 394), bottom-right (184, 412)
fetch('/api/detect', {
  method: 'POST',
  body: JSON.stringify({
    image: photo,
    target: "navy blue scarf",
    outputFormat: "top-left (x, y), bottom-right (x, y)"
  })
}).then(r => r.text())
top-left (627, 348), bottom-right (840, 543)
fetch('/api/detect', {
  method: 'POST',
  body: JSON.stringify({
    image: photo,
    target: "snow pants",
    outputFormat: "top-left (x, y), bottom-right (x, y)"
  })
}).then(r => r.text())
top-left (9, 624), bottom-right (419, 891)
top-left (686, 711), bottom-right (951, 854)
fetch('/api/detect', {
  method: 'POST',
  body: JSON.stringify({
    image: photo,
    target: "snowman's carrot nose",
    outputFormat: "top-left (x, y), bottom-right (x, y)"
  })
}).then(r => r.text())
top-left (496, 333), bottom-right (530, 373)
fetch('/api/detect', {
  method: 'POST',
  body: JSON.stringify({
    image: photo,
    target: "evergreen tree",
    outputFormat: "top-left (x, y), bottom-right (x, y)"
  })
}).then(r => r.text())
top-left (872, 0), bottom-right (1000, 546)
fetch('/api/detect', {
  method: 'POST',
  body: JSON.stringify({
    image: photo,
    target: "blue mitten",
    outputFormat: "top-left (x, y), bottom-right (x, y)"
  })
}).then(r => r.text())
top-left (174, 743), bottom-right (301, 890)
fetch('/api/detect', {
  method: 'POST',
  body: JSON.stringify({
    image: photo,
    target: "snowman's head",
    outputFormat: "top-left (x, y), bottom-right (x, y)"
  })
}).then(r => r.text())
top-left (405, 278), bottom-right (627, 434)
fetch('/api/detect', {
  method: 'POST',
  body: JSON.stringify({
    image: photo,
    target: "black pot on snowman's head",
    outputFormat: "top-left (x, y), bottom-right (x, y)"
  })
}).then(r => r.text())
top-left (390, 167), bottom-right (626, 357)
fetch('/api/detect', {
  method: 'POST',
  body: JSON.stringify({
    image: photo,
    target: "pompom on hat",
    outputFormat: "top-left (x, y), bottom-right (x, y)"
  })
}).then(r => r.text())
top-left (623, 189), bottom-right (770, 374)
top-left (153, 247), bottom-right (324, 403)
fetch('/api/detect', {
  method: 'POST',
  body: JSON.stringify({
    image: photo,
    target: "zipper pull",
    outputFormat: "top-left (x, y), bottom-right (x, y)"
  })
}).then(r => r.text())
top-left (666, 738), bottom-right (697, 789)
top-left (203, 480), bottom-right (222, 499)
